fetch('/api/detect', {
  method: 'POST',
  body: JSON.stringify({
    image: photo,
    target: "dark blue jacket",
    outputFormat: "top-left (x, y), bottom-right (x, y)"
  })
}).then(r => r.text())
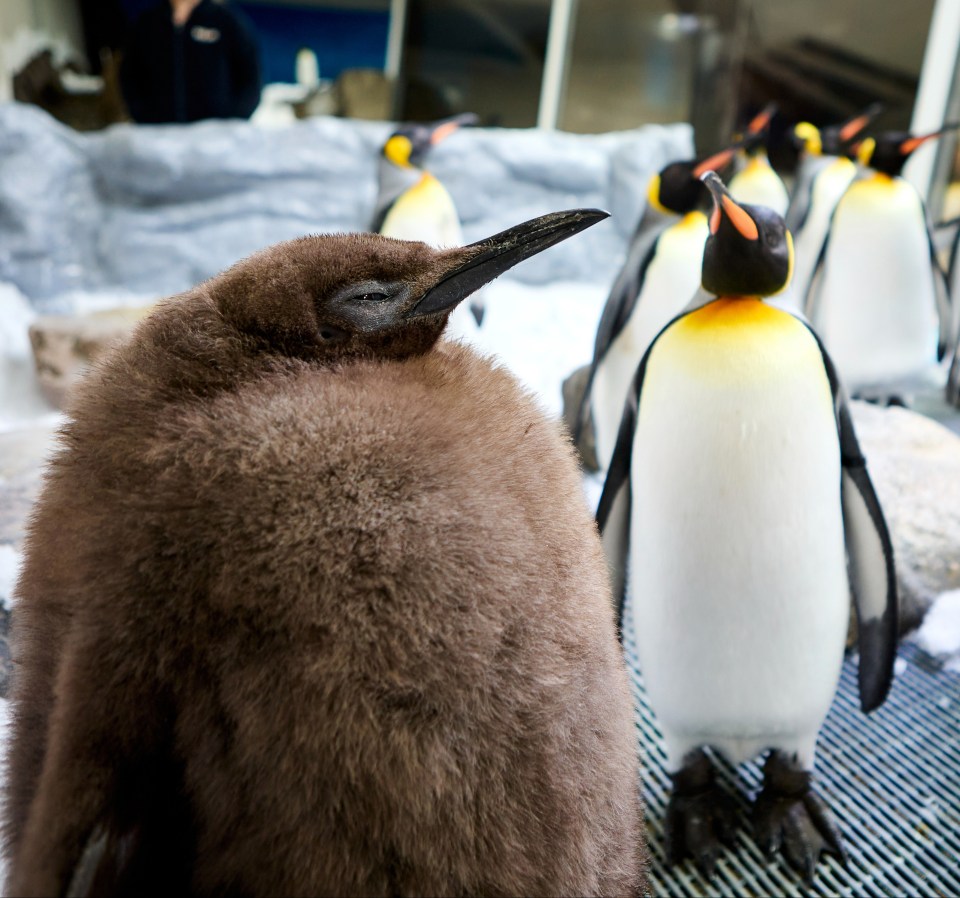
top-left (120, 0), bottom-right (261, 124)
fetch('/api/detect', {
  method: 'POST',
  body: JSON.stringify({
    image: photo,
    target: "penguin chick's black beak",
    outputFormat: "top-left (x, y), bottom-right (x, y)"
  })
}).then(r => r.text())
top-left (408, 209), bottom-right (609, 319)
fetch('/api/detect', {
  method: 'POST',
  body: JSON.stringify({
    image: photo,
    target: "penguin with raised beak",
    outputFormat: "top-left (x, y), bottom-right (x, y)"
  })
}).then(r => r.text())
top-left (598, 173), bottom-right (897, 882)
top-left (4, 210), bottom-right (647, 896)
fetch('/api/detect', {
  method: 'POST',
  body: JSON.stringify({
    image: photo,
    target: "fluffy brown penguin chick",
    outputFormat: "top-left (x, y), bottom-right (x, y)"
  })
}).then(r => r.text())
top-left (4, 211), bottom-right (647, 897)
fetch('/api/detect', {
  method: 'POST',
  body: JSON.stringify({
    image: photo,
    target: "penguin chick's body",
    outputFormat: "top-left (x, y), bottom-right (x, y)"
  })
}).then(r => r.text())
top-left (5, 219), bottom-right (645, 896)
top-left (808, 130), bottom-right (952, 390)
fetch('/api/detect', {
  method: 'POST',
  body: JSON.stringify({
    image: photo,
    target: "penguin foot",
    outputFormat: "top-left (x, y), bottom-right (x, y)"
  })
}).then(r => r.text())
top-left (752, 751), bottom-right (845, 884)
top-left (664, 751), bottom-right (738, 879)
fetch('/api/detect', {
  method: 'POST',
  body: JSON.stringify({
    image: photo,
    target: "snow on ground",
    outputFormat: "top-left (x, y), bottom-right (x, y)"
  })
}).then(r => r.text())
top-left (0, 546), bottom-right (21, 609)
top-left (914, 589), bottom-right (960, 671)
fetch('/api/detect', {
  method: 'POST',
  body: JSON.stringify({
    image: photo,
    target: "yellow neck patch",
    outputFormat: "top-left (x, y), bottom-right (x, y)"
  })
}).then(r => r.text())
top-left (651, 298), bottom-right (828, 393)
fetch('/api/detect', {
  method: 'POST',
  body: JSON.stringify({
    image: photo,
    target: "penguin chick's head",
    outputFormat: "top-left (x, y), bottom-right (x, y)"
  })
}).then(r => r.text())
top-left (382, 113), bottom-right (480, 170)
top-left (213, 209), bottom-right (608, 361)
top-left (855, 125), bottom-right (955, 177)
top-left (648, 144), bottom-right (740, 215)
top-left (699, 170), bottom-right (793, 298)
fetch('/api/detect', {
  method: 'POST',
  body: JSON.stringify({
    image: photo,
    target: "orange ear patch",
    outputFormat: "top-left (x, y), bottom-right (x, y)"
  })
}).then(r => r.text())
top-left (721, 196), bottom-right (759, 240)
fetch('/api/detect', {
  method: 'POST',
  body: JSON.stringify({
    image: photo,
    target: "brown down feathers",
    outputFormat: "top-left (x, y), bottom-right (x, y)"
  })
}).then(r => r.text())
top-left (4, 232), bottom-right (646, 896)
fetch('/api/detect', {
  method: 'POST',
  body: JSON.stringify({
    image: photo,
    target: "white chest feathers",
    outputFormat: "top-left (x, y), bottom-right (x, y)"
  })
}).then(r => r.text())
top-left (591, 212), bottom-right (708, 470)
top-left (783, 156), bottom-right (857, 311)
top-left (380, 173), bottom-right (464, 248)
top-left (812, 175), bottom-right (938, 386)
top-left (628, 299), bottom-right (849, 768)
top-left (729, 152), bottom-right (790, 216)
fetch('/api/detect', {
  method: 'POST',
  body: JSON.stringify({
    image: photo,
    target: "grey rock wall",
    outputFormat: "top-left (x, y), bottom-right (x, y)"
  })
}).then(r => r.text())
top-left (0, 103), bottom-right (692, 309)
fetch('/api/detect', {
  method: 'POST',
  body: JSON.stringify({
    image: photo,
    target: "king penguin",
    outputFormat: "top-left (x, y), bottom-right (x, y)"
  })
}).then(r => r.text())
top-left (728, 104), bottom-right (790, 217)
top-left (575, 142), bottom-right (741, 470)
top-left (4, 211), bottom-right (648, 896)
top-left (373, 113), bottom-right (484, 341)
top-left (782, 104), bottom-right (882, 310)
top-left (598, 171), bottom-right (897, 880)
top-left (807, 127), bottom-right (953, 395)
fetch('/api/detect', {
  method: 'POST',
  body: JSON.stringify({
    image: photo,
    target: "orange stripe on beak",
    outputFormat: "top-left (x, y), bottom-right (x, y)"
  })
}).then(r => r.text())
top-left (693, 147), bottom-right (737, 177)
top-left (900, 132), bottom-right (944, 155)
top-left (747, 103), bottom-right (776, 135)
top-left (430, 121), bottom-right (461, 145)
top-left (839, 114), bottom-right (872, 142)
top-left (721, 196), bottom-right (759, 240)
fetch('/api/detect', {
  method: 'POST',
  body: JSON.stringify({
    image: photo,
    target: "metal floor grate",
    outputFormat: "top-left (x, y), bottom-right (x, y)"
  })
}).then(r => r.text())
top-left (622, 599), bottom-right (960, 897)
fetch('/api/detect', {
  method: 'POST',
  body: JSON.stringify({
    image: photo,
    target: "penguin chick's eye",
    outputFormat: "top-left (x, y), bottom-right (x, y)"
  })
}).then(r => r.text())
top-left (357, 292), bottom-right (390, 303)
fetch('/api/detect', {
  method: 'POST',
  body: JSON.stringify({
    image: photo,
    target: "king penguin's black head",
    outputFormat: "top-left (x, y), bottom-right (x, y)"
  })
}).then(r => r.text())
top-left (699, 171), bottom-right (792, 298)
top-left (648, 144), bottom-right (740, 215)
top-left (855, 126), bottom-right (954, 177)
top-left (381, 113), bottom-right (479, 170)
top-left (213, 209), bottom-right (608, 362)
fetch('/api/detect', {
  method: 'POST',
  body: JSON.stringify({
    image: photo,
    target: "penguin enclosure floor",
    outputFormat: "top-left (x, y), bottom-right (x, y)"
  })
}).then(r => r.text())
top-left (622, 598), bottom-right (960, 898)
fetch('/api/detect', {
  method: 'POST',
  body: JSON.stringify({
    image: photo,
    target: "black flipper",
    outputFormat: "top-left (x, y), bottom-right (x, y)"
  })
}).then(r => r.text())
top-left (595, 302), bottom-right (701, 635)
top-left (804, 324), bottom-right (899, 712)
top-left (573, 210), bottom-right (670, 446)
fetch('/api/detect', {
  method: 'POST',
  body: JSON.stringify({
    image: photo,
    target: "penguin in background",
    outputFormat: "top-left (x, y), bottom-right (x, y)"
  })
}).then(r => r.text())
top-left (806, 127), bottom-right (954, 396)
top-left (4, 212), bottom-right (648, 896)
top-left (598, 171), bottom-right (897, 880)
top-left (575, 142), bottom-right (742, 471)
top-left (943, 212), bottom-right (960, 406)
top-left (781, 104), bottom-right (882, 311)
top-left (728, 104), bottom-right (790, 217)
top-left (373, 113), bottom-right (484, 341)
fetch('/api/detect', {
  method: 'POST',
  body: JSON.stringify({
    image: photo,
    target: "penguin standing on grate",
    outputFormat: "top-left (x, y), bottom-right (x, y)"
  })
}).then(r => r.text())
top-left (373, 113), bottom-right (485, 343)
top-left (598, 171), bottom-right (897, 882)
top-left (806, 127), bottom-right (954, 400)
top-left (4, 210), bottom-right (648, 896)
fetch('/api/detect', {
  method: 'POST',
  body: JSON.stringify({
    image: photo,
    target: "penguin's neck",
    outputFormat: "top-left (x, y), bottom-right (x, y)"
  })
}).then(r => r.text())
top-left (375, 159), bottom-right (426, 222)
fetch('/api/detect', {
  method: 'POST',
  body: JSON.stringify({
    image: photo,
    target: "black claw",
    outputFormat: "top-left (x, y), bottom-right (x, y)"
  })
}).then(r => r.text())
top-left (664, 751), bottom-right (739, 879)
top-left (752, 752), bottom-right (845, 882)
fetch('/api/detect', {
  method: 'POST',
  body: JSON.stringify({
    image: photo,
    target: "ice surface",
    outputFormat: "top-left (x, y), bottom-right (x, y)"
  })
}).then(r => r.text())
top-left (913, 589), bottom-right (960, 666)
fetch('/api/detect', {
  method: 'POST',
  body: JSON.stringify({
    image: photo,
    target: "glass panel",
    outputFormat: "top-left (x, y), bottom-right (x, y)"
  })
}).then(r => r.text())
top-left (395, 0), bottom-right (551, 126)
top-left (560, 0), bottom-right (936, 163)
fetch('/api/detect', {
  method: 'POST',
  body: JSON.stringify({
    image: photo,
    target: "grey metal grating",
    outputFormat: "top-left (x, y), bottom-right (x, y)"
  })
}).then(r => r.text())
top-left (621, 598), bottom-right (960, 897)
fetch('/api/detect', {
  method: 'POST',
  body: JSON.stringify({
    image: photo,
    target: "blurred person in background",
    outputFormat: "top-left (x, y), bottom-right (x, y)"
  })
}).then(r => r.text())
top-left (120, 0), bottom-right (261, 124)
